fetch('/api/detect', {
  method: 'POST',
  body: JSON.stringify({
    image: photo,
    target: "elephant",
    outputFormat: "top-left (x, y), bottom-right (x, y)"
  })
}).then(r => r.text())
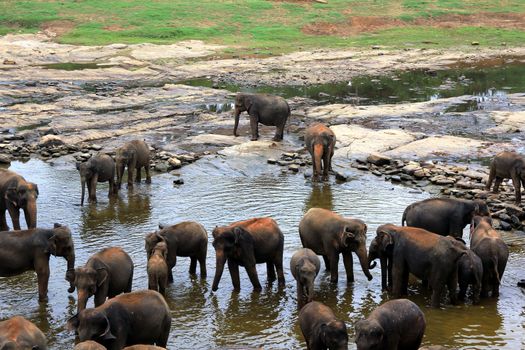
top-left (367, 236), bottom-right (392, 292)
top-left (0, 168), bottom-right (38, 231)
top-left (298, 301), bottom-right (348, 350)
top-left (115, 140), bottom-right (151, 190)
top-left (401, 197), bottom-right (490, 238)
top-left (67, 290), bottom-right (171, 350)
top-left (233, 93), bottom-right (290, 141)
top-left (470, 215), bottom-right (509, 297)
top-left (71, 247), bottom-right (134, 312)
top-left (144, 221), bottom-right (208, 282)
top-left (290, 248), bottom-right (321, 307)
top-left (0, 223), bottom-right (75, 302)
top-left (211, 217), bottom-right (285, 292)
top-left (0, 316), bottom-right (47, 350)
top-left (147, 241), bottom-right (168, 296)
top-left (298, 208), bottom-right (372, 284)
top-left (486, 151), bottom-right (525, 205)
top-left (74, 341), bottom-right (107, 350)
top-left (77, 153), bottom-right (116, 206)
top-left (456, 241), bottom-right (483, 304)
top-left (375, 224), bottom-right (467, 307)
top-left (304, 123), bottom-right (336, 182)
top-left (355, 299), bottom-right (426, 350)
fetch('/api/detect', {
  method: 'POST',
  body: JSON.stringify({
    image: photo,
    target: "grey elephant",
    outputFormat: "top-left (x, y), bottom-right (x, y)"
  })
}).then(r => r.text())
top-left (0, 169), bottom-right (38, 231)
top-left (298, 301), bottom-right (348, 350)
top-left (367, 236), bottom-right (392, 292)
top-left (0, 223), bottom-right (75, 301)
top-left (67, 290), bottom-right (171, 350)
top-left (77, 153), bottom-right (116, 206)
top-left (456, 238), bottom-right (483, 304)
top-left (470, 216), bottom-right (509, 297)
top-left (233, 93), bottom-right (290, 141)
top-left (355, 299), bottom-right (425, 350)
top-left (147, 241), bottom-right (168, 296)
top-left (299, 208), bottom-right (372, 284)
top-left (402, 198), bottom-right (490, 238)
top-left (145, 221), bottom-right (208, 282)
top-left (0, 316), bottom-right (47, 350)
top-left (486, 151), bottom-right (525, 204)
top-left (71, 247), bottom-right (134, 312)
top-left (74, 340), bottom-right (107, 349)
top-left (290, 248), bottom-right (321, 307)
top-left (115, 140), bottom-right (151, 190)
top-left (305, 123), bottom-right (336, 182)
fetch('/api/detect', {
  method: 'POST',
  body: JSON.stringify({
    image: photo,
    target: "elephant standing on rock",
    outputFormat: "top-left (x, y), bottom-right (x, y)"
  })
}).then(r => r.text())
top-left (486, 151), bottom-right (525, 205)
top-left (0, 168), bottom-right (38, 231)
top-left (71, 247), bottom-right (134, 312)
top-left (233, 93), bottom-right (290, 141)
top-left (0, 316), bottom-right (47, 350)
top-left (355, 299), bottom-right (426, 350)
top-left (299, 208), bottom-right (372, 284)
top-left (145, 221), bottom-right (208, 282)
top-left (115, 140), bottom-right (151, 190)
top-left (77, 153), bottom-right (116, 206)
top-left (298, 301), bottom-right (348, 350)
top-left (367, 236), bottom-right (393, 292)
top-left (290, 248), bottom-right (321, 307)
top-left (0, 223), bottom-right (75, 302)
top-left (211, 217), bottom-right (285, 292)
top-left (305, 123), bottom-right (336, 182)
top-left (402, 198), bottom-right (490, 238)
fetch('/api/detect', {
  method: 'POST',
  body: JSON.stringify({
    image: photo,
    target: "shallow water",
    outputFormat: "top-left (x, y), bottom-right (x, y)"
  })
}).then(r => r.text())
top-left (0, 159), bottom-right (524, 349)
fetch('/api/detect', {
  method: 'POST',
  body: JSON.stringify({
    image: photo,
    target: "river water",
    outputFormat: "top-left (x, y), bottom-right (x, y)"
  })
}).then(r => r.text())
top-left (0, 158), bottom-right (523, 349)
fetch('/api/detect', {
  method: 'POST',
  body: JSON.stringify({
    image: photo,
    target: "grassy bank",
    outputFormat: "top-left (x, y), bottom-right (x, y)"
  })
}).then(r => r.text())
top-left (1, 0), bottom-right (524, 54)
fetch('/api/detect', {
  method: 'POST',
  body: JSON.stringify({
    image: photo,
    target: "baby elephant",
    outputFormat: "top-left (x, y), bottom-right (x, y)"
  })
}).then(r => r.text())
top-left (290, 248), bottom-right (321, 307)
top-left (486, 151), bottom-right (525, 204)
top-left (0, 316), bottom-right (47, 350)
top-left (298, 301), bottom-right (348, 350)
top-left (457, 245), bottom-right (483, 304)
top-left (115, 139), bottom-right (152, 190)
top-left (355, 299), bottom-right (426, 350)
top-left (305, 123), bottom-right (336, 182)
top-left (147, 241), bottom-right (169, 296)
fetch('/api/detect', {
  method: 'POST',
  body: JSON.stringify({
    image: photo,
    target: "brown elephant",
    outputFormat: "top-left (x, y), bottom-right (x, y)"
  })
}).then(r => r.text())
top-left (211, 217), bottom-right (285, 292)
top-left (115, 140), bottom-right (151, 189)
top-left (67, 290), bottom-right (171, 350)
top-left (0, 169), bottom-right (38, 231)
top-left (75, 340), bottom-right (107, 350)
top-left (71, 247), bottom-right (134, 312)
top-left (355, 299), bottom-right (426, 350)
top-left (0, 316), bottom-right (47, 350)
top-left (486, 151), bottom-right (525, 204)
top-left (367, 236), bottom-right (392, 292)
top-left (470, 216), bottom-right (509, 297)
top-left (233, 93), bottom-right (290, 141)
top-left (304, 123), bottom-right (336, 182)
top-left (375, 224), bottom-right (467, 307)
top-left (299, 208), bottom-right (372, 284)
top-left (0, 223), bottom-right (75, 301)
top-left (147, 241), bottom-right (168, 296)
top-left (77, 153), bottom-right (116, 206)
top-left (290, 248), bottom-right (321, 308)
top-left (298, 301), bottom-right (348, 350)
top-left (145, 221), bottom-right (207, 282)
top-left (456, 239), bottom-right (483, 304)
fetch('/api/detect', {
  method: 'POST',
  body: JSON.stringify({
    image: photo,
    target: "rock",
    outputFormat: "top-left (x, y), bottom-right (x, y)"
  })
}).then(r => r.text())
top-left (390, 175), bottom-right (402, 182)
top-left (39, 135), bottom-right (65, 148)
top-left (106, 43), bottom-right (128, 49)
top-left (173, 178), bottom-right (184, 185)
top-left (430, 175), bottom-right (455, 185)
top-left (0, 154), bottom-right (10, 164)
top-left (335, 171), bottom-right (349, 181)
top-left (499, 221), bottom-right (512, 231)
top-left (304, 171), bottom-right (312, 179)
top-left (356, 164), bottom-right (369, 171)
top-left (282, 152), bottom-right (298, 159)
top-left (267, 158), bottom-right (277, 164)
top-left (155, 162), bottom-right (169, 172)
top-left (289, 164), bottom-right (300, 172)
top-left (460, 170), bottom-right (488, 182)
top-left (366, 152), bottom-right (391, 166)
top-left (168, 157), bottom-right (182, 169)
top-left (515, 230), bottom-right (525, 236)
top-left (277, 160), bottom-right (292, 166)
top-left (471, 41), bottom-right (480, 46)
top-left (178, 154), bottom-right (196, 163)
top-left (372, 170), bottom-right (382, 176)
top-left (90, 144), bottom-right (103, 151)
top-left (3, 59), bottom-right (16, 65)
top-left (499, 213), bottom-right (511, 221)
top-left (506, 205), bottom-right (525, 220)
top-left (510, 215), bottom-right (522, 228)
top-left (413, 168), bottom-right (431, 179)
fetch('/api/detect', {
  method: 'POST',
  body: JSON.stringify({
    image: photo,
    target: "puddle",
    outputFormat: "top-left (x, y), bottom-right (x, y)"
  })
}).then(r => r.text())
top-left (15, 119), bottom-right (51, 132)
top-left (199, 102), bottom-right (234, 113)
top-left (39, 62), bottom-right (117, 71)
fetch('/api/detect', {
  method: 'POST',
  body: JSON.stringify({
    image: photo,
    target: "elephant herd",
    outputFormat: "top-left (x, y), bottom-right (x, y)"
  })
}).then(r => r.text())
top-left (0, 92), bottom-right (522, 349)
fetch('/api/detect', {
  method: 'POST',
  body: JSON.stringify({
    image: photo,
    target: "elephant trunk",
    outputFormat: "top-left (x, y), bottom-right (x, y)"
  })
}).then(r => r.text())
top-left (304, 281), bottom-right (315, 303)
top-left (24, 199), bottom-right (37, 229)
top-left (66, 254), bottom-right (76, 293)
top-left (76, 289), bottom-right (89, 312)
top-left (212, 250), bottom-right (227, 292)
top-left (357, 243), bottom-right (373, 281)
top-left (368, 258), bottom-right (377, 270)
top-left (80, 177), bottom-right (86, 206)
top-left (233, 109), bottom-right (240, 136)
top-left (116, 162), bottom-right (125, 189)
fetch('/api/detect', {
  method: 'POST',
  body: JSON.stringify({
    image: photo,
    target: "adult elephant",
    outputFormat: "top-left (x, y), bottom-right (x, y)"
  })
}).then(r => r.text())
top-left (486, 151), bottom-right (525, 205)
top-left (115, 140), bottom-right (151, 190)
top-left (71, 247), bottom-right (134, 312)
top-left (375, 224), bottom-right (467, 307)
top-left (290, 248), bottom-right (321, 307)
top-left (211, 217), bottom-right (285, 292)
top-left (305, 123), bottom-right (336, 182)
top-left (0, 223), bottom-right (75, 302)
top-left (299, 208), bottom-right (372, 284)
top-left (0, 168), bottom-right (38, 231)
top-left (67, 290), bottom-right (171, 350)
top-left (401, 198), bottom-right (490, 238)
top-left (367, 236), bottom-right (392, 292)
top-left (298, 301), bottom-right (348, 350)
top-left (233, 93), bottom-right (290, 141)
top-left (77, 153), bottom-right (116, 206)
top-left (145, 221), bottom-right (208, 281)
top-left (0, 316), bottom-right (47, 350)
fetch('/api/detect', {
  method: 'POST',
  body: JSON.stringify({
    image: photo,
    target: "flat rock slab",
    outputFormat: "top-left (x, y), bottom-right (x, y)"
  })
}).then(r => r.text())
top-left (485, 111), bottom-right (525, 134)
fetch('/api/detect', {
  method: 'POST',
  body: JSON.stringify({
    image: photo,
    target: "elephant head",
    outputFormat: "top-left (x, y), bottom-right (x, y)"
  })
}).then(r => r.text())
top-left (320, 320), bottom-right (348, 350)
top-left (5, 181), bottom-right (38, 229)
top-left (47, 223), bottom-right (76, 293)
top-left (68, 309), bottom-right (116, 342)
top-left (472, 199), bottom-right (490, 217)
top-left (233, 93), bottom-right (252, 137)
top-left (152, 241), bottom-right (168, 259)
top-left (77, 161), bottom-right (94, 206)
top-left (295, 258), bottom-right (318, 303)
top-left (355, 319), bottom-right (384, 350)
top-left (71, 265), bottom-right (109, 312)
top-left (115, 146), bottom-right (136, 187)
top-left (341, 219), bottom-right (373, 281)
top-left (367, 237), bottom-right (380, 270)
top-left (145, 231), bottom-right (167, 261)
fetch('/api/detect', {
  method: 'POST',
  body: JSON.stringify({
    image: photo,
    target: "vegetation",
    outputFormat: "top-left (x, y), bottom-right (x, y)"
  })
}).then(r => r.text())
top-left (1, 0), bottom-right (524, 54)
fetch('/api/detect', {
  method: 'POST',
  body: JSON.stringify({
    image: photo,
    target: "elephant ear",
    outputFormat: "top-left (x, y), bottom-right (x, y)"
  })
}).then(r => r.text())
top-left (45, 235), bottom-right (58, 255)
top-left (233, 227), bottom-right (244, 244)
top-left (243, 95), bottom-right (253, 111)
top-left (340, 226), bottom-right (355, 247)
top-left (100, 315), bottom-right (116, 341)
top-left (5, 187), bottom-right (18, 207)
top-left (66, 313), bottom-right (80, 331)
top-left (96, 268), bottom-right (109, 287)
top-left (377, 230), bottom-right (394, 252)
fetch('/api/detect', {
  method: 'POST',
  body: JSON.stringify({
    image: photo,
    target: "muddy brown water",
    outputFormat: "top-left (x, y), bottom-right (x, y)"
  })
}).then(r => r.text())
top-left (0, 158), bottom-right (524, 349)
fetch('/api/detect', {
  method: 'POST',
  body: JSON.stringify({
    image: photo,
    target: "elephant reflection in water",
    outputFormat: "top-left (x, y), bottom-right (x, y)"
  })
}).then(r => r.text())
top-left (304, 183), bottom-right (334, 213)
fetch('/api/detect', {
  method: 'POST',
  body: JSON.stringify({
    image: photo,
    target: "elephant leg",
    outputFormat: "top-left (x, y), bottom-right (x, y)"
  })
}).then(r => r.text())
top-left (296, 280), bottom-right (305, 308)
top-left (342, 252), bottom-right (354, 284)
top-left (90, 174), bottom-right (98, 202)
top-left (266, 262), bottom-right (276, 283)
top-left (6, 205), bottom-right (20, 231)
top-left (245, 264), bottom-right (262, 291)
top-left (322, 148), bottom-right (330, 181)
top-left (145, 163), bottom-right (152, 184)
top-left (274, 255), bottom-right (285, 287)
top-left (94, 290), bottom-right (107, 307)
top-left (387, 258), bottom-right (393, 291)
top-left (228, 259), bottom-right (241, 291)
top-left (167, 258), bottom-right (176, 283)
top-left (447, 272), bottom-right (459, 305)
top-left (458, 280), bottom-right (467, 301)
top-left (127, 162), bottom-right (134, 188)
top-left (126, 273), bottom-right (133, 292)
top-left (329, 253), bottom-right (340, 283)
top-left (273, 123), bottom-right (284, 141)
top-left (36, 262), bottom-right (50, 302)
top-left (0, 209), bottom-right (8, 231)
top-left (108, 177), bottom-right (116, 197)
top-left (493, 177), bottom-right (503, 193)
top-left (249, 114), bottom-right (259, 141)
top-left (492, 278), bottom-right (500, 297)
top-left (431, 283), bottom-right (444, 308)
top-left (198, 252), bottom-right (207, 278)
top-left (135, 165), bottom-right (142, 183)
top-left (322, 255), bottom-right (331, 271)
top-left (485, 167), bottom-right (495, 191)
top-left (159, 276), bottom-right (166, 296)
top-left (391, 257), bottom-right (406, 298)
top-left (189, 257), bottom-right (197, 275)
top-left (511, 175), bottom-right (522, 204)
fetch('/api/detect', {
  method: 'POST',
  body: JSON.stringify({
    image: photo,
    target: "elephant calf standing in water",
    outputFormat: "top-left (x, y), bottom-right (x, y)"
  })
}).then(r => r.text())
top-left (233, 93), bottom-right (290, 141)
top-left (147, 241), bottom-right (169, 296)
top-left (77, 153), bottom-right (116, 206)
top-left (115, 139), bottom-right (152, 190)
top-left (0, 316), bottom-right (47, 350)
top-left (298, 301), bottom-right (348, 350)
top-left (290, 248), bottom-right (320, 308)
top-left (367, 236), bottom-right (393, 292)
top-left (486, 150), bottom-right (525, 205)
top-left (305, 123), bottom-right (336, 182)
top-left (0, 168), bottom-right (38, 231)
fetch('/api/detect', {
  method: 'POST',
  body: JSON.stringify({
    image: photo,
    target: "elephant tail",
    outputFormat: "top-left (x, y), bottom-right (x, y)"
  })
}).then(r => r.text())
top-left (491, 256), bottom-right (501, 284)
top-left (401, 208), bottom-right (407, 226)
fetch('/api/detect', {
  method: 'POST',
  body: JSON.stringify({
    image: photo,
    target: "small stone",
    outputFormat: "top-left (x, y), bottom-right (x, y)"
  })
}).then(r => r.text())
top-left (356, 165), bottom-right (369, 171)
top-left (372, 170), bottom-right (382, 177)
top-left (90, 144), bottom-right (103, 151)
top-left (499, 221), bottom-right (512, 231)
top-left (178, 154), bottom-right (196, 162)
top-left (277, 160), bottom-right (292, 166)
top-left (335, 171), bottom-right (349, 182)
top-left (0, 154), bottom-right (11, 164)
top-left (3, 59), bottom-right (16, 65)
top-left (173, 178), bottom-right (184, 185)
top-left (289, 164), bottom-right (300, 172)
top-left (499, 213), bottom-right (511, 221)
top-left (39, 135), bottom-right (65, 148)
top-left (510, 215), bottom-right (522, 227)
top-left (366, 152), bottom-right (391, 166)
top-left (471, 41), bottom-right (479, 46)
top-left (267, 158), bottom-right (277, 165)
top-left (402, 163), bottom-right (421, 175)
top-left (155, 163), bottom-right (169, 172)
top-left (168, 157), bottom-right (182, 169)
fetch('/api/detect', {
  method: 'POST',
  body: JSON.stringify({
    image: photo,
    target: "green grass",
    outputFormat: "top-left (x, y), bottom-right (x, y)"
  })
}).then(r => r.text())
top-left (0, 0), bottom-right (524, 54)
